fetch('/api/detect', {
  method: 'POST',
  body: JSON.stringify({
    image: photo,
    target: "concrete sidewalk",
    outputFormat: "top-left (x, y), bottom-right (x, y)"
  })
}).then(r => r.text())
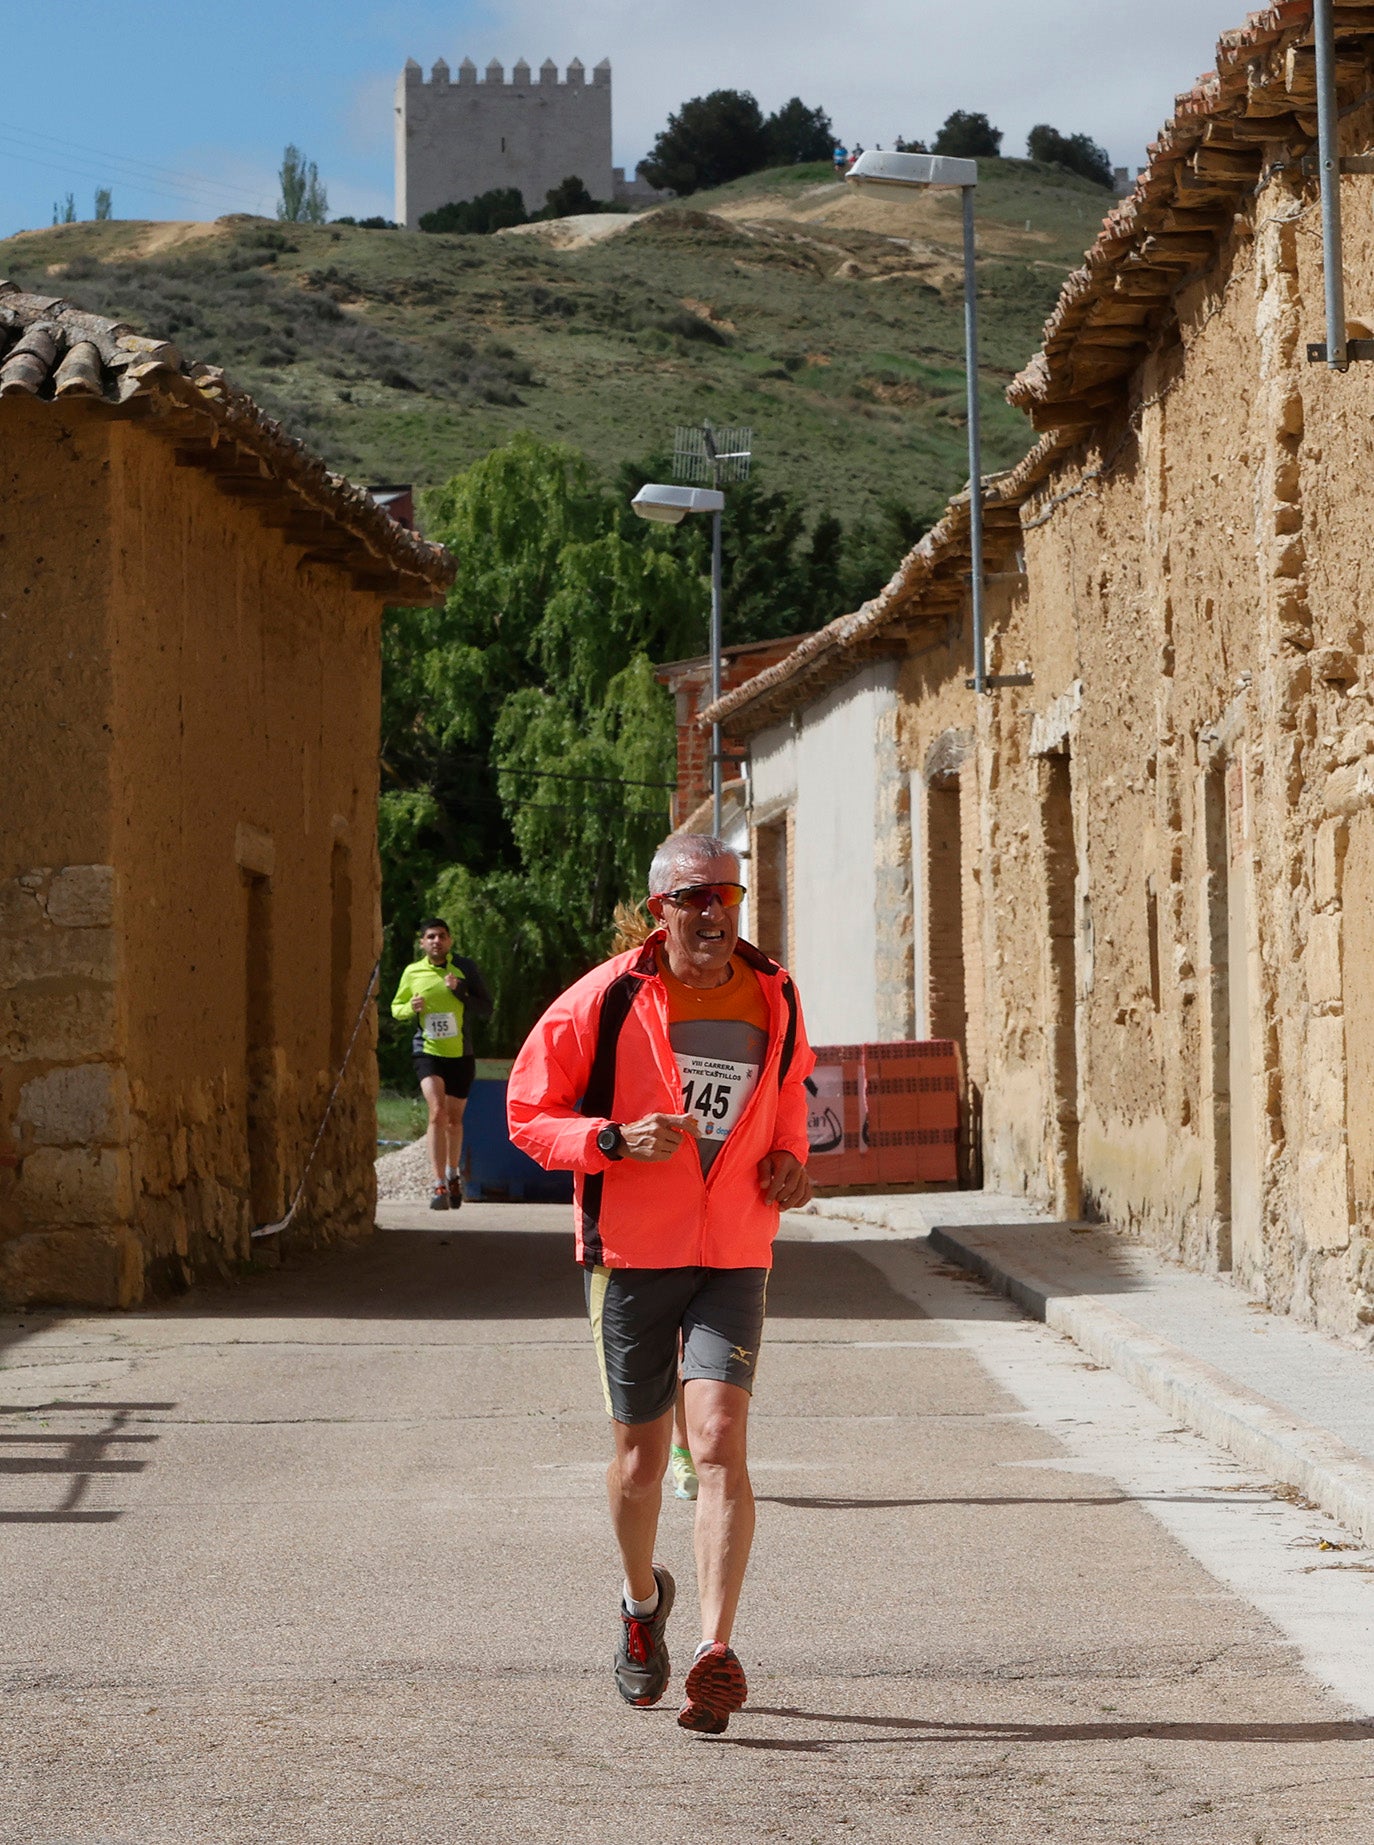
top-left (808, 1189), bottom-right (1374, 1547)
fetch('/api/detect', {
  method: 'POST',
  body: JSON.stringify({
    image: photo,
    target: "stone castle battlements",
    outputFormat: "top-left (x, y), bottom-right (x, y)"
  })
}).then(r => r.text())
top-left (395, 55), bottom-right (615, 229)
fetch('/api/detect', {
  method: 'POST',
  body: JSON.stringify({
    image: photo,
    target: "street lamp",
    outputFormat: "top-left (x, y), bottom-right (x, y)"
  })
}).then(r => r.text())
top-left (846, 149), bottom-right (1004, 695)
top-left (631, 482), bottom-right (728, 834)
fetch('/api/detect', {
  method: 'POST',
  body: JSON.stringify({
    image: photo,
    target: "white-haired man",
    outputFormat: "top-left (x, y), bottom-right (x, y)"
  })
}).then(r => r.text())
top-left (508, 834), bottom-right (814, 1734)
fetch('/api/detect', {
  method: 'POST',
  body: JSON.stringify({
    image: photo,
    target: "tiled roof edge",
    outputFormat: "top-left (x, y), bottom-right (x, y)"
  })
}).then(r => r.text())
top-left (0, 282), bottom-right (454, 597)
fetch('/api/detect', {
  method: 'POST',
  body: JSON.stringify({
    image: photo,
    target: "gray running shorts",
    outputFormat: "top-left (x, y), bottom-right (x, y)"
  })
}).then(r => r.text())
top-left (584, 1265), bottom-right (769, 1426)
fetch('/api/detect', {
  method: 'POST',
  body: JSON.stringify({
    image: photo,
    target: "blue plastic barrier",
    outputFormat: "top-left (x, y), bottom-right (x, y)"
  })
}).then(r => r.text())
top-left (462, 1076), bottom-right (573, 1204)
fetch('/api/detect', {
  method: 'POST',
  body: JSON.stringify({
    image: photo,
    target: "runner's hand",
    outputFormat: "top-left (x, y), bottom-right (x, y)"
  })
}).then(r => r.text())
top-left (411, 995), bottom-right (426, 1015)
top-left (758, 1150), bottom-right (812, 1210)
top-left (620, 1113), bottom-right (699, 1162)
top-left (445, 972), bottom-right (465, 995)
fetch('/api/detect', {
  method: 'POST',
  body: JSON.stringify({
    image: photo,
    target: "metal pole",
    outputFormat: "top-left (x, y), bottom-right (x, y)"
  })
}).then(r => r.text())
top-left (1315, 0), bottom-right (1348, 371)
top-left (710, 505), bottom-right (723, 836)
top-left (962, 184), bottom-right (987, 693)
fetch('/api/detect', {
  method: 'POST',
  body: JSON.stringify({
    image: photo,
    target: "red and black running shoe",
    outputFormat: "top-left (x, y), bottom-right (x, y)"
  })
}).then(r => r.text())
top-left (614, 1565), bottom-right (676, 1707)
top-left (678, 1642), bottom-right (748, 1733)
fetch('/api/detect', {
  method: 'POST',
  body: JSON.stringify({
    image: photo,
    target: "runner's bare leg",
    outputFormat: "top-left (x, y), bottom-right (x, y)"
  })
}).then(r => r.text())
top-left (608, 1410), bottom-right (672, 1603)
top-left (684, 1379), bottom-right (753, 1644)
top-left (419, 1073), bottom-right (448, 1186)
top-left (446, 1094), bottom-right (466, 1177)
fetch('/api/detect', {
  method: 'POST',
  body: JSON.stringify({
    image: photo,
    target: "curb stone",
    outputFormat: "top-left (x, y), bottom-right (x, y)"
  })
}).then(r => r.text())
top-left (928, 1222), bottom-right (1374, 1550)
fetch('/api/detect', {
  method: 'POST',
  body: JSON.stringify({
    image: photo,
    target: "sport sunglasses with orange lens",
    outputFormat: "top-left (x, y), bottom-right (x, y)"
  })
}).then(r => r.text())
top-left (661, 881), bottom-right (747, 912)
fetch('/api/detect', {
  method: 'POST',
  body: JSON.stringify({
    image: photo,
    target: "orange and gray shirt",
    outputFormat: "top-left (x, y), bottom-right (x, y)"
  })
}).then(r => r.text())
top-left (507, 932), bottom-right (814, 1270)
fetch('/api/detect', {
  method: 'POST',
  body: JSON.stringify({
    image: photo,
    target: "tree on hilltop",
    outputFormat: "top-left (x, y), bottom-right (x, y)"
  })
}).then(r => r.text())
top-left (1026, 124), bottom-right (1113, 189)
top-left (932, 111), bottom-right (1002, 158)
top-left (419, 188), bottom-right (528, 234)
top-left (638, 90), bottom-right (770, 195)
top-left (541, 175), bottom-right (600, 219)
top-left (764, 98), bottom-right (834, 166)
top-left (278, 145), bottom-right (329, 224)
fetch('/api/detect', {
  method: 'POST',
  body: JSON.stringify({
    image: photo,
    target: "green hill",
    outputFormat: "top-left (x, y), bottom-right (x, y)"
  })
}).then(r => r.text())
top-left (0, 159), bottom-right (1110, 530)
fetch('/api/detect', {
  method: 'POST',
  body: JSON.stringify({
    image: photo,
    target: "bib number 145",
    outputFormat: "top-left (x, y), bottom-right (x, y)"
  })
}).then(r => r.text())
top-left (683, 1077), bottom-right (731, 1121)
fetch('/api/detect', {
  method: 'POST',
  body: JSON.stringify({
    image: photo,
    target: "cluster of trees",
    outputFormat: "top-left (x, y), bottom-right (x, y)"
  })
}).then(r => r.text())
top-left (419, 173), bottom-right (609, 236)
top-left (51, 188), bottom-right (113, 225)
top-left (377, 436), bottom-right (926, 1066)
top-left (902, 113), bottom-right (1113, 187)
top-left (637, 92), bottom-right (833, 196)
top-left (278, 145), bottom-right (329, 224)
top-left (1026, 124), bottom-right (1114, 189)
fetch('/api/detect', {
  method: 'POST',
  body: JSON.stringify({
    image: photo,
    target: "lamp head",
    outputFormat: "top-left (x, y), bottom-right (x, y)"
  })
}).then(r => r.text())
top-left (631, 483), bottom-right (726, 524)
top-left (846, 149), bottom-right (978, 191)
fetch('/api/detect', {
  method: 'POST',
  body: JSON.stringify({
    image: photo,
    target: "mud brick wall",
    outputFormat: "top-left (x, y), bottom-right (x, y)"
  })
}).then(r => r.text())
top-left (0, 398), bottom-right (382, 1306)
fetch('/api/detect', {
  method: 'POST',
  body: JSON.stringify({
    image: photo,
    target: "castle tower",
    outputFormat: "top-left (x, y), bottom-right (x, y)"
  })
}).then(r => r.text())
top-left (394, 55), bottom-right (614, 230)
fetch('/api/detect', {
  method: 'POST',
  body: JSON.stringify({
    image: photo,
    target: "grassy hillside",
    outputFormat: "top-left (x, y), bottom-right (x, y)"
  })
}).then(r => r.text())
top-left (0, 159), bottom-right (1110, 530)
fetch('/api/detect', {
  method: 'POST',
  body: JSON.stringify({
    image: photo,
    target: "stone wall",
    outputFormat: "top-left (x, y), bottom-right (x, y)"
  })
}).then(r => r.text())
top-left (396, 58), bottom-right (613, 230)
top-left (0, 398), bottom-right (381, 1307)
top-left (904, 102), bottom-right (1374, 1337)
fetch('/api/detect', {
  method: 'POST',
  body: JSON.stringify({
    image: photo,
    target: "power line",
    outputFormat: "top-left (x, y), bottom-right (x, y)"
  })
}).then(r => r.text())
top-left (0, 142), bottom-right (272, 216)
top-left (0, 119), bottom-right (274, 213)
top-left (449, 754), bottom-right (676, 792)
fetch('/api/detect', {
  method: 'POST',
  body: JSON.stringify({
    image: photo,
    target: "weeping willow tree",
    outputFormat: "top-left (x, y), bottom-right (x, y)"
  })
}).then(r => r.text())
top-left (378, 435), bottom-right (705, 1065)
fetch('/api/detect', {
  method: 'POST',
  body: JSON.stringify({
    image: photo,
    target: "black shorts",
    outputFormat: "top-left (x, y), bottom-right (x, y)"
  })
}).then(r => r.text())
top-left (584, 1265), bottom-right (769, 1425)
top-left (413, 1053), bottom-right (475, 1098)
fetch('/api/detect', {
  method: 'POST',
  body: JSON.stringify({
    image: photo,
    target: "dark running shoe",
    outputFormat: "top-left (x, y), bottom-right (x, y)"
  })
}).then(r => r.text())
top-left (447, 1173), bottom-right (464, 1209)
top-left (428, 1184), bottom-right (449, 1211)
top-left (614, 1566), bottom-right (676, 1707)
top-left (678, 1642), bottom-right (748, 1734)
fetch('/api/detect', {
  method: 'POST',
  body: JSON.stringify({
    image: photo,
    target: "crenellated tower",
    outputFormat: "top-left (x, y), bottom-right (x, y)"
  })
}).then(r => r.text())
top-left (395, 55), bottom-right (613, 229)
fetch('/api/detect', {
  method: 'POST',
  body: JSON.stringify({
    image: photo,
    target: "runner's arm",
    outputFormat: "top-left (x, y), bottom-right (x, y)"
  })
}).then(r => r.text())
top-left (772, 987), bottom-right (817, 1164)
top-left (457, 957), bottom-right (494, 1021)
top-left (507, 1002), bottom-right (613, 1173)
top-left (389, 967), bottom-right (417, 1023)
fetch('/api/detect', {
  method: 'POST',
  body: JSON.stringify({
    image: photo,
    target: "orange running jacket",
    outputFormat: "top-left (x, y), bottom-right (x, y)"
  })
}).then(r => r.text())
top-left (507, 933), bottom-right (815, 1269)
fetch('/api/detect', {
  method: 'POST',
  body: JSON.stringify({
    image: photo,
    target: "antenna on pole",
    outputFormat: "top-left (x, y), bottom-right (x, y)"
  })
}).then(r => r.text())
top-left (672, 422), bottom-right (752, 487)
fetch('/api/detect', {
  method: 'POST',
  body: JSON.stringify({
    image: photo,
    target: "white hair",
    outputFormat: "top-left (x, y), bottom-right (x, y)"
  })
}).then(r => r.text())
top-left (648, 833), bottom-right (738, 896)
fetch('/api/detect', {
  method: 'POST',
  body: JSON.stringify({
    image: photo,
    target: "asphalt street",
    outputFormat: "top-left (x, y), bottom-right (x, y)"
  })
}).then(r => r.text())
top-left (3, 1204), bottom-right (1373, 1843)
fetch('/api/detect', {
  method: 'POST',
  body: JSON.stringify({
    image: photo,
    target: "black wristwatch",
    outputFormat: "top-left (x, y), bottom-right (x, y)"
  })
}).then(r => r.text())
top-left (596, 1123), bottom-right (625, 1162)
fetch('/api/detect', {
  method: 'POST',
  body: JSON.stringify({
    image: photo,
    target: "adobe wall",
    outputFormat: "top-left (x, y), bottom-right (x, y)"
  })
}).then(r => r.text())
top-left (0, 398), bottom-right (381, 1308)
top-left (106, 424), bottom-right (382, 1297)
top-left (0, 399), bottom-right (135, 1305)
top-left (961, 124), bottom-right (1374, 1337)
top-left (397, 59), bottom-right (613, 229)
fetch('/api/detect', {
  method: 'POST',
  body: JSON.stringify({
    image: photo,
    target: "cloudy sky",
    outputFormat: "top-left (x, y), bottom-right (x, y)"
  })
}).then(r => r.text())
top-left (0, 0), bottom-right (1250, 237)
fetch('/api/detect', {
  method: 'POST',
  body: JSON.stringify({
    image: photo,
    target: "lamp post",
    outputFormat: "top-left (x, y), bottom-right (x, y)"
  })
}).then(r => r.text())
top-left (630, 482), bottom-right (727, 834)
top-left (847, 149), bottom-right (1008, 694)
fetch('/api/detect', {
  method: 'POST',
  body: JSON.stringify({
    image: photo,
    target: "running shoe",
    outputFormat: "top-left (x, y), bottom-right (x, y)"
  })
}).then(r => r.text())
top-left (447, 1173), bottom-right (464, 1209)
top-left (428, 1184), bottom-right (449, 1211)
top-left (669, 1445), bottom-right (699, 1502)
top-left (614, 1565), bottom-right (675, 1707)
top-left (678, 1642), bottom-right (748, 1734)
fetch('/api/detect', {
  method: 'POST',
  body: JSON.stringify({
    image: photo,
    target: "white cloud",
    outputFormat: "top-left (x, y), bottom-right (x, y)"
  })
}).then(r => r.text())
top-left (468, 0), bottom-right (1252, 174)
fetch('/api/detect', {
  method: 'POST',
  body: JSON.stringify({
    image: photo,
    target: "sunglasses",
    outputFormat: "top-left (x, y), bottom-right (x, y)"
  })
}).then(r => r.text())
top-left (659, 881), bottom-right (747, 913)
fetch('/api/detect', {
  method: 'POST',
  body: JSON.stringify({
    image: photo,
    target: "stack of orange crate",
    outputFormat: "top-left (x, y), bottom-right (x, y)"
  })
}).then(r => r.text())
top-left (804, 1043), bottom-right (869, 1187)
top-left (862, 1040), bottom-right (962, 1184)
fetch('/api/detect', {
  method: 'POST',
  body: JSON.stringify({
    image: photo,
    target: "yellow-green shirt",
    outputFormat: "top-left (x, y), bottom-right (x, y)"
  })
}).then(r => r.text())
top-left (390, 956), bottom-right (467, 1058)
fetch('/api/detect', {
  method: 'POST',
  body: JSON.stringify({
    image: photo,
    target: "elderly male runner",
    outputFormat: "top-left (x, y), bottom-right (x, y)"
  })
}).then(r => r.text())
top-left (508, 834), bottom-right (814, 1735)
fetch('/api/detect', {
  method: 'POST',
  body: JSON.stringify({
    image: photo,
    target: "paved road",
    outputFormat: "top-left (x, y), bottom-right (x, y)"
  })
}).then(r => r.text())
top-left (3, 1205), bottom-right (1374, 1843)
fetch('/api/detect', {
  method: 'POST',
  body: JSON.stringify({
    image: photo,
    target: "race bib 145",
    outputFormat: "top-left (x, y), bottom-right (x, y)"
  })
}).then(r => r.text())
top-left (677, 1053), bottom-right (761, 1142)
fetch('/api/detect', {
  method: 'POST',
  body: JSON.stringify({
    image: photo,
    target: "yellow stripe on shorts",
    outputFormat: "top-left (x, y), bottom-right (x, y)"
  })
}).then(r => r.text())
top-left (588, 1264), bottom-right (614, 1417)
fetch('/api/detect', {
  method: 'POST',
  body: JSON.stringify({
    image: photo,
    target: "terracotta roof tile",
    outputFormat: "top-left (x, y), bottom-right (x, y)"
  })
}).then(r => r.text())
top-left (0, 282), bottom-right (454, 601)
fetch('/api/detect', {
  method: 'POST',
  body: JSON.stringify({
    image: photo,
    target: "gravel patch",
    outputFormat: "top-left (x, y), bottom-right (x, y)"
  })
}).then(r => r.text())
top-left (375, 1136), bottom-right (434, 1201)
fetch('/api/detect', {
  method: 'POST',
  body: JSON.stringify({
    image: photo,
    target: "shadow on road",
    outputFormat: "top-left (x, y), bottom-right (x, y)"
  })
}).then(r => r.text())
top-left (0, 1401), bottom-right (174, 1524)
top-left (757, 1492), bottom-right (1275, 1510)
top-left (153, 1229), bottom-right (934, 1325)
top-left (723, 1706), bottom-right (1374, 1748)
